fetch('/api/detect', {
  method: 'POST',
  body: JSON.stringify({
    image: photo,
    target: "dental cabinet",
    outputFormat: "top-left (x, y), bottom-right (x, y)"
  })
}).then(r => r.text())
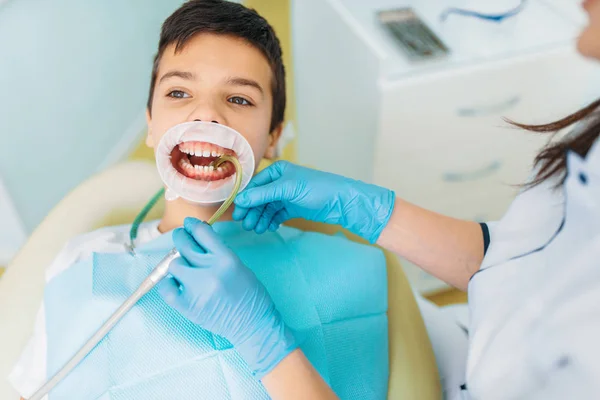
top-left (293, 0), bottom-right (600, 293)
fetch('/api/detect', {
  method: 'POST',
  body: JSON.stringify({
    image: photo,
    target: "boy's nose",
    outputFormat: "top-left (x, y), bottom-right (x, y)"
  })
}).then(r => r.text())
top-left (187, 103), bottom-right (224, 125)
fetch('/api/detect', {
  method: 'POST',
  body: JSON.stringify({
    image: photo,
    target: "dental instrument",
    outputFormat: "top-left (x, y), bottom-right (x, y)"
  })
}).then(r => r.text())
top-left (27, 155), bottom-right (243, 400)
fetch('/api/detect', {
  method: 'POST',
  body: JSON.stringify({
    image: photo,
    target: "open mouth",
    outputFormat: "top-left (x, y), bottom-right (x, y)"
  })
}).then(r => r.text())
top-left (171, 141), bottom-right (237, 181)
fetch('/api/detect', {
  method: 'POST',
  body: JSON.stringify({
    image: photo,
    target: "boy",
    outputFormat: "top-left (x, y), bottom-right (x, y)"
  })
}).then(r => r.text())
top-left (10, 1), bottom-right (389, 399)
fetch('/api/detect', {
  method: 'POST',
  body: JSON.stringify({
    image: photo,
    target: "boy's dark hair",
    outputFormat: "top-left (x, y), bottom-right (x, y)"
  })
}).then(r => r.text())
top-left (147, 0), bottom-right (286, 132)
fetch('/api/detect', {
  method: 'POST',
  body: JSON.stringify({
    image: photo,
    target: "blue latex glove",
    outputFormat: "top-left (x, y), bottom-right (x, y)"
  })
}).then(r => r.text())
top-left (233, 161), bottom-right (395, 243)
top-left (157, 217), bottom-right (297, 379)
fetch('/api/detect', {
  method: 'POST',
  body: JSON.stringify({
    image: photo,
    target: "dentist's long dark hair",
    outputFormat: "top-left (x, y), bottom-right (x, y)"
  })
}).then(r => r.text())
top-left (508, 98), bottom-right (600, 187)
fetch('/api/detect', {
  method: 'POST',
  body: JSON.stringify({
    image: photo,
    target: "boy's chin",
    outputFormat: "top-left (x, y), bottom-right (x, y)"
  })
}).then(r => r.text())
top-left (167, 196), bottom-right (222, 207)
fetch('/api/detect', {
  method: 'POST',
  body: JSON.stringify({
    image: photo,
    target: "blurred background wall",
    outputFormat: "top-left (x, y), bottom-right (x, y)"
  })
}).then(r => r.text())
top-left (0, 0), bottom-right (189, 231)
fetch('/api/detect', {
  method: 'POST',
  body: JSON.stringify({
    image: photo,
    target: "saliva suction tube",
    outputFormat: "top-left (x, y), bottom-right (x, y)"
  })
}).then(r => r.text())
top-left (28, 155), bottom-right (244, 400)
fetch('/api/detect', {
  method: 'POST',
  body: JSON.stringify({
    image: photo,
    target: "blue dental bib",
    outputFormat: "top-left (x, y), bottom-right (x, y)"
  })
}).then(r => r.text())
top-left (44, 222), bottom-right (389, 399)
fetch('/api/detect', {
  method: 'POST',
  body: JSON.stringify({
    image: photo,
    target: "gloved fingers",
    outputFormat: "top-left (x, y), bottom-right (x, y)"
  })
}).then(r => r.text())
top-left (241, 206), bottom-right (265, 232)
top-left (272, 209), bottom-right (290, 227)
top-left (241, 160), bottom-right (288, 191)
top-left (183, 218), bottom-right (229, 255)
top-left (173, 227), bottom-right (208, 259)
top-left (156, 276), bottom-right (188, 314)
top-left (266, 209), bottom-right (290, 232)
top-left (237, 181), bottom-right (297, 211)
top-left (173, 228), bottom-right (214, 268)
top-left (232, 204), bottom-right (250, 222)
top-left (254, 215), bottom-right (271, 235)
top-left (167, 256), bottom-right (199, 282)
top-left (234, 161), bottom-right (292, 211)
top-left (255, 202), bottom-right (284, 234)
top-left (233, 161), bottom-right (286, 217)
top-left (167, 257), bottom-right (216, 291)
top-left (170, 254), bottom-right (221, 283)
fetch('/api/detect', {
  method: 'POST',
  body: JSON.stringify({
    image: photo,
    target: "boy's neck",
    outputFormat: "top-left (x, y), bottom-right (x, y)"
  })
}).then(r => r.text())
top-left (157, 197), bottom-right (234, 233)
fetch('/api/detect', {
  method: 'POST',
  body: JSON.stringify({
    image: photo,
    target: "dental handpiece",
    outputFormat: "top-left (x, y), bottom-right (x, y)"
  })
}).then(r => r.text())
top-left (27, 156), bottom-right (243, 400)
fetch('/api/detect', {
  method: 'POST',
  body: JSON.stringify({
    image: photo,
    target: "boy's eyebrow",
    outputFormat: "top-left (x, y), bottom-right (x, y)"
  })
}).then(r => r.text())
top-left (225, 77), bottom-right (264, 98)
top-left (158, 70), bottom-right (196, 84)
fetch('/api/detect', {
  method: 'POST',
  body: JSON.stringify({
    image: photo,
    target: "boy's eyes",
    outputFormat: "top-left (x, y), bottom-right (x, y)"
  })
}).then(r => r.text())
top-left (165, 91), bottom-right (253, 107)
top-left (167, 90), bottom-right (190, 99)
top-left (228, 96), bottom-right (252, 106)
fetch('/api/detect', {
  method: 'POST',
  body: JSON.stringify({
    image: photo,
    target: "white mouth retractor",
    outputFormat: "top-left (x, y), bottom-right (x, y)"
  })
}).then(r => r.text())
top-left (155, 121), bottom-right (255, 204)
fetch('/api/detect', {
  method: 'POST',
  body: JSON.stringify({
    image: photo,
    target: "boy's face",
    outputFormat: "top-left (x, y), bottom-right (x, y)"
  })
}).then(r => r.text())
top-left (146, 33), bottom-right (282, 175)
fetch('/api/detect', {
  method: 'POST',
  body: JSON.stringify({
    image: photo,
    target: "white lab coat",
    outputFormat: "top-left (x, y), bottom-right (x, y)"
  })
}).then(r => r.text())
top-left (466, 139), bottom-right (600, 399)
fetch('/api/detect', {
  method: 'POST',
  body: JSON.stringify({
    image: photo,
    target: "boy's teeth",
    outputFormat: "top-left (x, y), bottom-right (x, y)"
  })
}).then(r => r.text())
top-left (178, 142), bottom-right (235, 173)
top-left (186, 163), bottom-right (221, 174)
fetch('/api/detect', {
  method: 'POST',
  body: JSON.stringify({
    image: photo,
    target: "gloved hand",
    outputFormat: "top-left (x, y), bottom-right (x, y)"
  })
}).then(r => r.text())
top-left (157, 217), bottom-right (297, 379)
top-left (233, 161), bottom-right (395, 243)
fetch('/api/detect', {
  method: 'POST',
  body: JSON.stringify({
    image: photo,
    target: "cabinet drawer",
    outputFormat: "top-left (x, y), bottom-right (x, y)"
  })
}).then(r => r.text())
top-left (373, 128), bottom-right (545, 196)
top-left (378, 47), bottom-right (596, 153)
top-left (372, 139), bottom-right (530, 220)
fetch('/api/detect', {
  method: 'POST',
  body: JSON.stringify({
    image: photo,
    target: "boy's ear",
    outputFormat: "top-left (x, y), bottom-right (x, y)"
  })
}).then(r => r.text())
top-left (145, 109), bottom-right (154, 148)
top-left (264, 123), bottom-right (284, 159)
